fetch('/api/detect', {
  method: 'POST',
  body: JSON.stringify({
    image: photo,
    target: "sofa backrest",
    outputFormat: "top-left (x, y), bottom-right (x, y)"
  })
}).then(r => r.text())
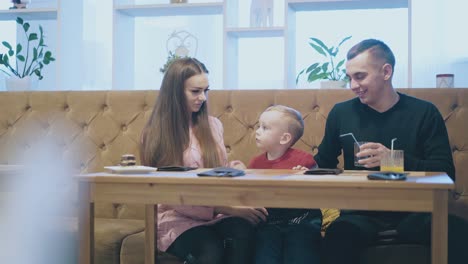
top-left (1, 89), bottom-right (467, 219)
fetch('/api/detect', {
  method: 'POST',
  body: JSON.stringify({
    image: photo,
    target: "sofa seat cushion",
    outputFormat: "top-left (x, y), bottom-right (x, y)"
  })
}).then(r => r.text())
top-left (94, 218), bottom-right (145, 264)
top-left (120, 231), bottom-right (182, 264)
top-left (360, 244), bottom-right (429, 264)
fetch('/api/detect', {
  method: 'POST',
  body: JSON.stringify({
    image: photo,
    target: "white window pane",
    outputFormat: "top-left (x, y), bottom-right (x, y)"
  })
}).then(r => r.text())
top-left (296, 8), bottom-right (408, 89)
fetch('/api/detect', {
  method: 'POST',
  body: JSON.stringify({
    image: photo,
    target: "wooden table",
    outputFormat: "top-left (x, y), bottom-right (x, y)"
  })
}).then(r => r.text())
top-left (76, 169), bottom-right (454, 264)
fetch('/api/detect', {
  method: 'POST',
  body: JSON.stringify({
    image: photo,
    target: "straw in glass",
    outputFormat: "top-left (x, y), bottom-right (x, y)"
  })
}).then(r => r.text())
top-left (340, 133), bottom-right (360, 146)
top-left (390, 138), bottom-right (397, 167)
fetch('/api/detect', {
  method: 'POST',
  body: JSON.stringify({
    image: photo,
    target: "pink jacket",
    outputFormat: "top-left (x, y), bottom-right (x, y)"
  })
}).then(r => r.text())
top-left (157, 116), bottom-right (229, 252)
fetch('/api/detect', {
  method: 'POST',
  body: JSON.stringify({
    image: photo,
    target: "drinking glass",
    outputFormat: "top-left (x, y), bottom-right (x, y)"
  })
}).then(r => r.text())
top-left (380, 150), bottom-right (404, 172)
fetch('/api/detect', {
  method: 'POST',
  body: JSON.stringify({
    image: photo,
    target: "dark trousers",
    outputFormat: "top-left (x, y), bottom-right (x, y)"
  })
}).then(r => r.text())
top-left (254, 222), bottom-right (322, 264)
top-left (166, 217), bottom-right (255, 264)
top-left (322, 213), bottom-right (468, 264)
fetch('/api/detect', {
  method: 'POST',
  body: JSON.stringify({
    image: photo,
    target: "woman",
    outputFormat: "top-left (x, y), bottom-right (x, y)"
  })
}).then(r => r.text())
top-left (140, 58), bottom-right (267, 264)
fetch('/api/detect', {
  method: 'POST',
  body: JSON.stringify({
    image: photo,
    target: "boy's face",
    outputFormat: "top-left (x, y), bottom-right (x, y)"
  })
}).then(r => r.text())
top-left (255, 110), bottom-right (289, 152)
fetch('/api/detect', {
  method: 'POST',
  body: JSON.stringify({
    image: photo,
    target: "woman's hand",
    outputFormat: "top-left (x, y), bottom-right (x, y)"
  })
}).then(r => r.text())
top-left (229, 160), bottom-right (247, 170)
top-left (215, 206), bottom-right (268, 225)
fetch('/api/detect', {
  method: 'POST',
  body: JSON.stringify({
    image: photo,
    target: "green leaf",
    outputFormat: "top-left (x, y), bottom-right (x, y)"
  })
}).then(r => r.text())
top-left (309, 72), bottom-right (329, 82)
top-left (310, 37), bottom-right (329, 52)
top-left (17, 55), bottom-right (25, 62)
top-left (328, 46), bottom-right (336, 57)
top-left (33, 47), bottom-right (38, 60)
top-left (3, 55), bottom-right (9, 65)
top-left (337, 36), bottom-right (352, 48)
top-left (16, 43), bottom-right (22, 54)
top-left (305, 63), bottom-right (319, 73)
top-left (307, 67), bottom-right (322, 82)
top-left (308, 42), bottom-right (326, 57)
top-left (310, 37), bottom-right (334, 56)
top-left (335, 59), bottom-right (345, 71)
top-left (34, 69), bottom-right (43, 80)
top-left (16, 17), bottom-right (24, 25)
top-left (296, 69), bottom-right (305, 84)
top-left (44, 51), bottom-right (52, 58)
top-left (8, 50), bottom-right (14, 56)
top-left (0, 54), bottom-right (4, 65)
top-left (28, 33), bottom-right (38, 41)
top-left (23, 23), bottom-right (30, 32)
top-left (2, 41), bottom-right (12, 50)
top-left (322, 62), bottom-right (329, 72)
top-left (329, 46), bottom-right (338, 57)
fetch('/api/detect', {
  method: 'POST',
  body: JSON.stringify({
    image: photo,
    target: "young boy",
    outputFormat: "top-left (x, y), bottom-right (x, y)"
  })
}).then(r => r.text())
top-left (230, 105), bottom-right (322, 264)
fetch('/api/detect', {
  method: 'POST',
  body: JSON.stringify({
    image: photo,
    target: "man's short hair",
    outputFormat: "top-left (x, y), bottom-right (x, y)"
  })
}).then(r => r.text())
top-left (264, 105), bottom-right (304, 146)
top-left (347, 39), bottom-right (395, 71)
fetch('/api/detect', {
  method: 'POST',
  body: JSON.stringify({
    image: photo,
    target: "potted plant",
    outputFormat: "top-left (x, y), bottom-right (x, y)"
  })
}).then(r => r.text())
top-left (159, 51), bottom-right (184, 74)
top-left (0, 17), bottom-right (55, 90)
top-left (296, 36), bottom-right (351, 89)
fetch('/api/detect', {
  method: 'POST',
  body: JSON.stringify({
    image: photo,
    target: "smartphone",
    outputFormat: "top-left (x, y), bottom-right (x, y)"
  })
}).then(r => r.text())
top-left (367, 172), bottom-right (407, 181)
top-left (157, 166), bottom-right (197, 171)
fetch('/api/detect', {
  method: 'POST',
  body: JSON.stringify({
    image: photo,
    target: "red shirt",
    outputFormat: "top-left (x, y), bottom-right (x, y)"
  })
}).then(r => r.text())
top-left (248, 148), bottom-right (317, 169)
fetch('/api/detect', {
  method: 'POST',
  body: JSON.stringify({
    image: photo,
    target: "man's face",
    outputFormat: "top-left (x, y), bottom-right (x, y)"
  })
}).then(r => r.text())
top-left (346, 50), bottom-right (389, 108)
top-left (255, 111), bottom-right (289, 152)
top-left (184, 73), bottom-right (209, 114)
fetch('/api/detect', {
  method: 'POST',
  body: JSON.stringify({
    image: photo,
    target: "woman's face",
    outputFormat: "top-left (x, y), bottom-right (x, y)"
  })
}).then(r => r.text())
top-left (184, 73), bottom-right (210, 114)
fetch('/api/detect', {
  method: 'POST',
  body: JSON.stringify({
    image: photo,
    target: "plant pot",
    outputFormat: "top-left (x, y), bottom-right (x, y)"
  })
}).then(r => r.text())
top-left (320, 80), bottom-right (347, 89)
top-left (5, 76), bottom-right (36, 91)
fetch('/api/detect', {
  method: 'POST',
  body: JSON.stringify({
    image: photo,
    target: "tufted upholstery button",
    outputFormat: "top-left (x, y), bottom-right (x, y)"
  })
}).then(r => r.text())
top-left (63, 104), bottom-right (70, 112)
top-left (100, 143), bottom-right (106, 150)
top-left (142, 104), bottom-right (148, 111)
top-left (313, 105), bottom-right (320, 112)
top-left (226, 146), bottom-right (231, 153)
top-left (80, 163), bottom-right (85, 169)
top-left (102, 104), bottom-right (109, 111)
top-left (248, 125), bottom-right (255, 130)
top-left (24, 105), bottom-right (31, 111)
top-left (226, 106), bottom-right (233, 113)
top-left (82, 123), bottom-right (88, 130)
top-left (451, 104), bottom-right (458, 111)
top-left (121, 124), bottom-right (127, 131)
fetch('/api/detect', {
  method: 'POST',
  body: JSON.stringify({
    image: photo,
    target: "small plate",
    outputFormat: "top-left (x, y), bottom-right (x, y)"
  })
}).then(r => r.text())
top-left (104, 165), bottom-right (157, 174)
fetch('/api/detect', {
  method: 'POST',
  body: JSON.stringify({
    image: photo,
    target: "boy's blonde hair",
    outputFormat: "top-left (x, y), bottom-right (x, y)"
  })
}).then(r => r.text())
top-left (264, 105), bottom-right (304, 146)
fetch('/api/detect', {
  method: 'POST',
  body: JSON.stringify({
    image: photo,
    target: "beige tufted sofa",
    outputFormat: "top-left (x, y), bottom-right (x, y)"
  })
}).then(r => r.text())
top-left (0, 89), bottom-right (467, 264)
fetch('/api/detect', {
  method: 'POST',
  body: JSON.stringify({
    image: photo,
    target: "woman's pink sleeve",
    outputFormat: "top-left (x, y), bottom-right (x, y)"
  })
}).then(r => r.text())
top-left (210, 117), bottom-right (228, 167)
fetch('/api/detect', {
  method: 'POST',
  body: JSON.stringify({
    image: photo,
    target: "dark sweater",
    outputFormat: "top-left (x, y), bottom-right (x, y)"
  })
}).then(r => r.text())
top-left (315, 92), bottom-right (455, 180)
top-left (314, 93), bottom-right (455, 222)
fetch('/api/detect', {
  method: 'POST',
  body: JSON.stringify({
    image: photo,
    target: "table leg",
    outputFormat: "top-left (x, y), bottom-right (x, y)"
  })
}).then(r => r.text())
top-left (432, 190), bottom-right (448, 264)
top-left (78, 182), bottom-right (94, 264)
top-left (145, 204), bottom-right (155, 264)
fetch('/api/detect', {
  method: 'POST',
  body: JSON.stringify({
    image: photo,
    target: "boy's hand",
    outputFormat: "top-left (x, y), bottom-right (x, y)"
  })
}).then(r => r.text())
top-left (215, 206), bottom-right (268, 225)
top-left (229, 160), bottom-right (247, 170)
top-left (292, 165), bottom-right (309, 170)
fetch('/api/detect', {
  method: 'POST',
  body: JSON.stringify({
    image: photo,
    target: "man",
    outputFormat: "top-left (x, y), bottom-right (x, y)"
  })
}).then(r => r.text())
top-left (315, 39), bottom-right (466, 264)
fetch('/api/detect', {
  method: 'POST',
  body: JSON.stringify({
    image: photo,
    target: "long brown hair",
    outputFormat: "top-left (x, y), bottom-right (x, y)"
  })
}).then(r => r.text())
top-left (140, 58), bottom-right (222, 168)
